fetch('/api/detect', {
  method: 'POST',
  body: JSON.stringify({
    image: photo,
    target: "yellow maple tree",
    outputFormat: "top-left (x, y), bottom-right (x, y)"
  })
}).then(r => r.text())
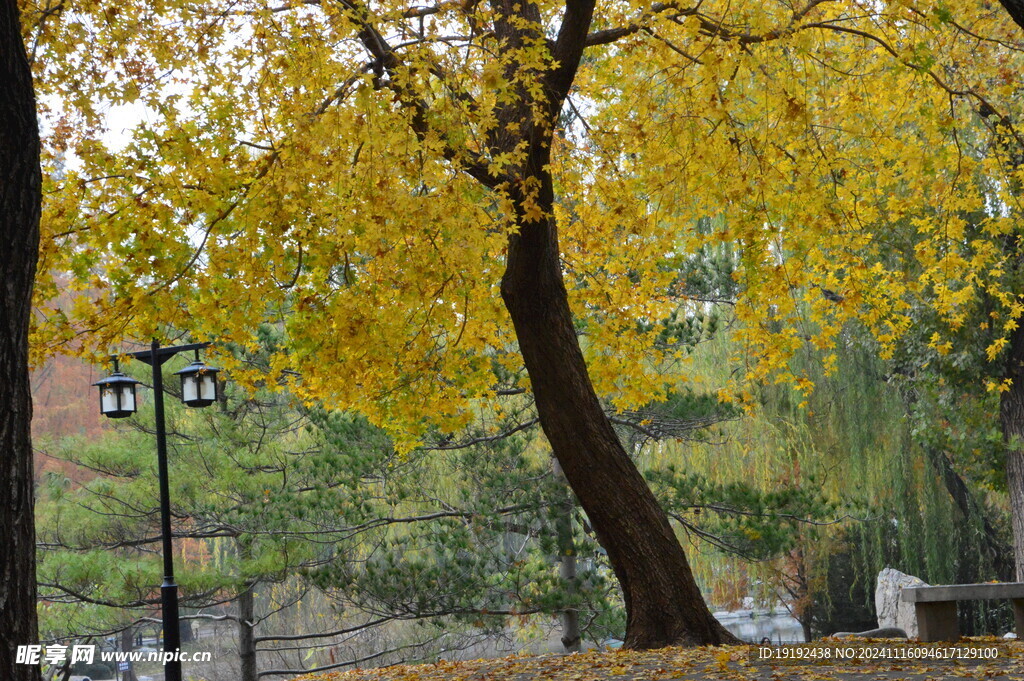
top-left (23, 0), bottom-right (1024, 645)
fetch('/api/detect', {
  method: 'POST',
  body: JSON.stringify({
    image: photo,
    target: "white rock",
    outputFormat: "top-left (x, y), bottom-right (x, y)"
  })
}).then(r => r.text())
top-left (1004, 632), bottom-right (1018, 639)
top-left (875, 567), bottom-right (928, 638)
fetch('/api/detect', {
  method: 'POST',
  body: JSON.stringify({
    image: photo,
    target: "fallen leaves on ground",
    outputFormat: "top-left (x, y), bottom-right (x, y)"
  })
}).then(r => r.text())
top-left (296, 638), bottom-right (1024, 681)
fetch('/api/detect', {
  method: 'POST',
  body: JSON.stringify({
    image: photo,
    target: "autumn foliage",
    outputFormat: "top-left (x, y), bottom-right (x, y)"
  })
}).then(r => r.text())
top-left (23, 1), bottom-right (1024, 433)
top-left (21, 0), bottom-right (1024, 648)
top-left (293, 640), bottom-right (1024, 681)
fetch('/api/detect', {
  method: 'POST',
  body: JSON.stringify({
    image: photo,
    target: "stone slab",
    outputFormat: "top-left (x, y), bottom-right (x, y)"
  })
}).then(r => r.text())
top-left (915, 601), bottom-right (959, 642)
top-left (901, 582), bottom-right (1024, 602)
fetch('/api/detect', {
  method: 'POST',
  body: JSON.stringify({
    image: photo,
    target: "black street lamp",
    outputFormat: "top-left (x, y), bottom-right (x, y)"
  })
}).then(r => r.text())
top-left (93, 340), bottom-right (220, 681)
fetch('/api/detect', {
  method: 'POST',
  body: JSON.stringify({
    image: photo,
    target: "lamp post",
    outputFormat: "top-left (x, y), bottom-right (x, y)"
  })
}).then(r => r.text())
top-left (93, 340), bottom-right (220, 681)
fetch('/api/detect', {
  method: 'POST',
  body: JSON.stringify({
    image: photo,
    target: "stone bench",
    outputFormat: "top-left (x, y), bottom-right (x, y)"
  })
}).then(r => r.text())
top-left (901, 582), bottom-right (1024, 641)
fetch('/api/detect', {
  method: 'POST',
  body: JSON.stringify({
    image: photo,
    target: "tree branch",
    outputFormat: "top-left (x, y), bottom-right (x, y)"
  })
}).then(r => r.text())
top-left (335, 0), bottom-right (500, 186)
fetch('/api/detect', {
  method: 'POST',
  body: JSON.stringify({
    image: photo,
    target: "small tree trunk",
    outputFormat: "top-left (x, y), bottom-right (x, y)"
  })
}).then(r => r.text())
top-left (179, 619), bottom-right (195, 644)
top-left (787, 545), bottom-right (813, 642)
top-left (501, 174), bottom-right (737, 648)
top-left (552, 459), bottom-right (581, 652)
top-left (120, 628), bottom-right (137, 681)
top-left (239, 584), bottom-right (257, 681)
top-left (0, 0), bottom-right (42, 679)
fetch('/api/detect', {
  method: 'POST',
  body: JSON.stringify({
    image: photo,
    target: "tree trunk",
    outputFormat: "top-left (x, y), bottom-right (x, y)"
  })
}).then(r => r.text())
top-left (552, 459), bottom-right (581, 652)
top-left (500, 172), bottom-right (737, 648)
top-left (1002, 322), bottom-right (1024, 581)
top-left (120, 627), bottom-right (137, 681)
top-left (924, 446), bottom-right (1014, 581)
top-left (180, 618), bottom-right (195, 644)
top-left (998, 0), bottom-right (1024, 31)
top-left (239, 584), bottom-right (257, 681)
top-left (0, 0), bottom-right (42, 679)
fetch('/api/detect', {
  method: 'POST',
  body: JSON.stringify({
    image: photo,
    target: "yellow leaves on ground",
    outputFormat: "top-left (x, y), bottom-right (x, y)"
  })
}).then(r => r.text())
top-left (293, 640), bottom-right (1024, 681)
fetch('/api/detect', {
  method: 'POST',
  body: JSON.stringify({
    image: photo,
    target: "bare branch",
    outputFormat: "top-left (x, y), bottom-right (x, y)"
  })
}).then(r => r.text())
top-left (422, 418), bottom-right (540, 450)
top-left (257, 634), bottom-right (447, 677)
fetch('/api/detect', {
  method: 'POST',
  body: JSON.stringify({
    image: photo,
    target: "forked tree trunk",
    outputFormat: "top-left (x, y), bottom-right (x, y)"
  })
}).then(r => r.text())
top-left (0, 0), bottom-right (42, 679)
top-left (500, 173), bottom-right (737, 648)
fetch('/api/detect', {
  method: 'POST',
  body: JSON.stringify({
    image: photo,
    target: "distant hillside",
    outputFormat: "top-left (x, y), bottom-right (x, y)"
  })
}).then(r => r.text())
top-left (31, 353), bottom-right (109, 482)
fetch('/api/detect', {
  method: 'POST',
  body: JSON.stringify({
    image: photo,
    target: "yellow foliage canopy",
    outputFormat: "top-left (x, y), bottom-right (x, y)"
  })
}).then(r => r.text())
top-left (25, 0), bottom-right (1024, 440)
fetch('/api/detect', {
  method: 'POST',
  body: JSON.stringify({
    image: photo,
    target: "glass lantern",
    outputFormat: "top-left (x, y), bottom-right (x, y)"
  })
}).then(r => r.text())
top-left (174, 359), bottom-right (220, 407)
top-left (93, 369), bottom-right (142, 419)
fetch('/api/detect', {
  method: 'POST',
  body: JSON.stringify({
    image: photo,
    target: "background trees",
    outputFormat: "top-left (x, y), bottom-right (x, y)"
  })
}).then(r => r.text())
top-left (579, 0), bottom-right (1024, 581)
top-left (33, 353), bottom-right (625, 678)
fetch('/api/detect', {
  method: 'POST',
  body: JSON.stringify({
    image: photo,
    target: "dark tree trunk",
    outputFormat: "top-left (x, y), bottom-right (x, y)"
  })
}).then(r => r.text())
top-left (998, 0), bottom-right (1024, 31)
top-left (0, 0), bottom-right (42, 679)
top-left (1002, 322), bottom-right (1024, 581)
top-left (480, 0), bottom-right (737, 648)
top-left (500, 169), bottom-right (737, 648)
top-left (179, 619), bottom-right (195, 644)
top-left (239, 585), bottom-right (257, 681)
top-left (447, 0), bottom-right (734, 648)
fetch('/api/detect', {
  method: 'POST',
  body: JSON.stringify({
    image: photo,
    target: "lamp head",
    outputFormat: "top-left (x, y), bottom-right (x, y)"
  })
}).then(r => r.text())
top-left (93, 371), bottom-right (142, 418)
top-left (174, 359), bottom-right (220, 407)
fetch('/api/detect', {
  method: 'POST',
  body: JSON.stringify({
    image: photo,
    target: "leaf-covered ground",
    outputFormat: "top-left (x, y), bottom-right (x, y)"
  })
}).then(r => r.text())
top-left (297, 639), bottom-right (1024, 681)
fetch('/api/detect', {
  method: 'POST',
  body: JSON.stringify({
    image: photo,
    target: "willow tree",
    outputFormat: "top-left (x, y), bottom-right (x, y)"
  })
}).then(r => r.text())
top-left (26, 0), bottom-right (1023, 647)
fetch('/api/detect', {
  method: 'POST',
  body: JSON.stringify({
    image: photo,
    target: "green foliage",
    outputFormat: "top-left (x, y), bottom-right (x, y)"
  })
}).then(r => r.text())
top-left (36, 339), bottom-right (625, 651)
top-left (646, 465), bottom-right (836, 561)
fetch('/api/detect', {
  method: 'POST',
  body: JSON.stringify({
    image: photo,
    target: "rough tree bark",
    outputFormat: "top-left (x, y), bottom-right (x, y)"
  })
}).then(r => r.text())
top-left (0, 0), bottom-right (42, 679)
top-left (979, 63), bottom-right (1024, 581)
top-left (989, 0), bottom-right (1024, 585)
